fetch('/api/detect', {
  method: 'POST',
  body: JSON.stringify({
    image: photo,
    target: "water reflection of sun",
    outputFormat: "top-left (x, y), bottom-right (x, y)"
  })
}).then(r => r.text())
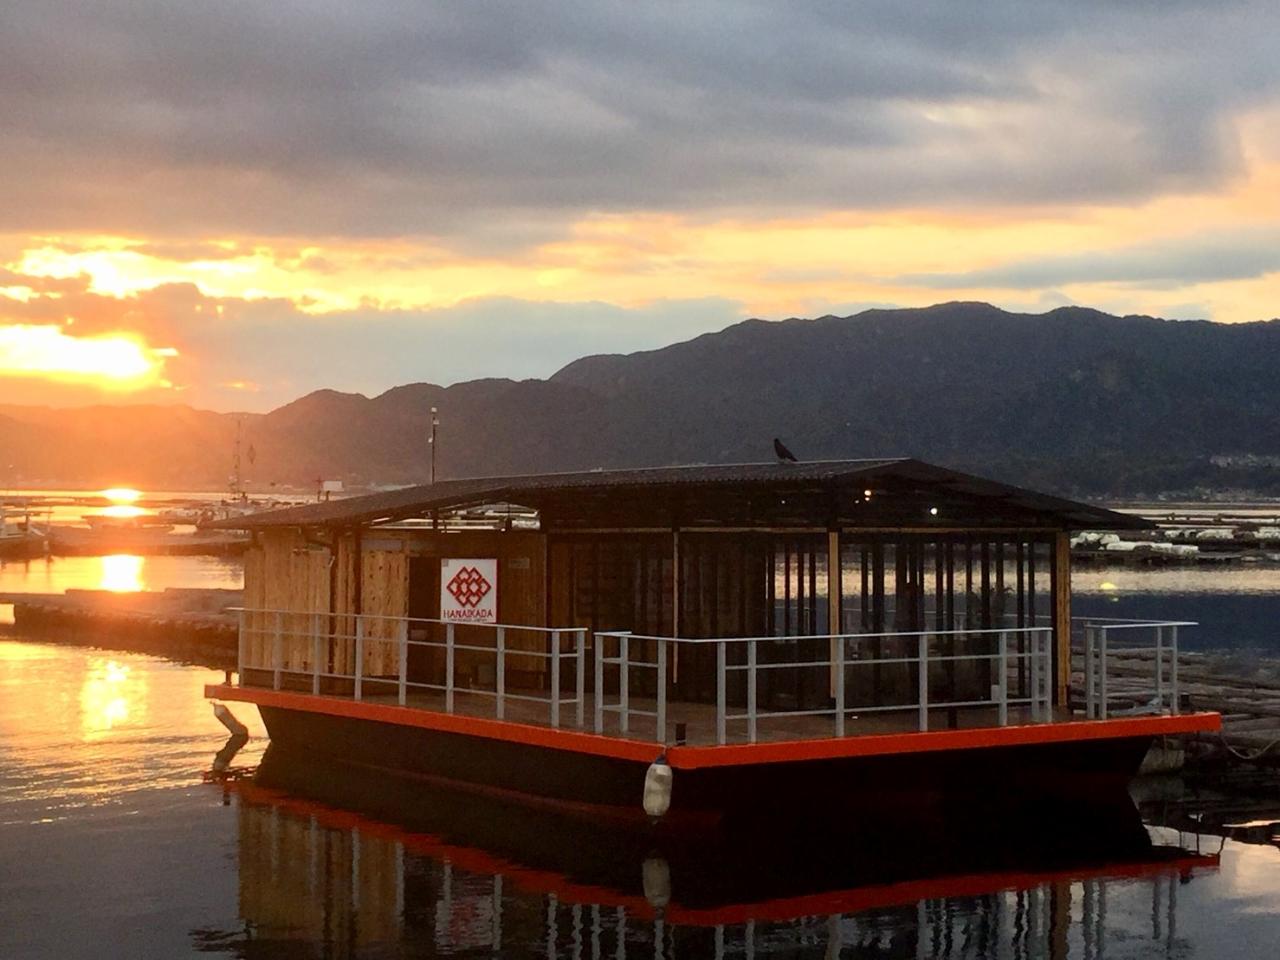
top-left (100, 554), bottom-right (145, 592)
top-left (99, 504), bottom-right (147, 519)
top-left (79, 658), bottom-right (144, 738)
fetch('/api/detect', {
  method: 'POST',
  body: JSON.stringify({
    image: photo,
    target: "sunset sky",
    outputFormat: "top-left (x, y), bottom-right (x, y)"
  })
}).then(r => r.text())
top-left (3, 1), bottom-right (1279, 410)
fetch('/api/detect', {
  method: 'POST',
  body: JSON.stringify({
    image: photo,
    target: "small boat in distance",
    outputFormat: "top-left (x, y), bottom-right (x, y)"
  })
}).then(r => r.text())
top-left (0, 500), bottom-right (48, 559)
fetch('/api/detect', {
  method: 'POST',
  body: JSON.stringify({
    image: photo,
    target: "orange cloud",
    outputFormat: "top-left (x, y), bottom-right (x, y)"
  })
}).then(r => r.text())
top-left (0, 324), bottom-right (175, 390)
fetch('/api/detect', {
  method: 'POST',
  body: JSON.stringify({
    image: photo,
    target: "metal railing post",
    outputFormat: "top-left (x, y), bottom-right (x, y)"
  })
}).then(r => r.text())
top-left (1154, 625), bottom-right (1164, 710)
top-left (575, 630), bottom-right (586, 729)
top-left (917, 634), bottom-right (929, 732)
top-left (594, 634), bottom-right (605, 734)
top-left (656, 638), bottom-right (667, 744)
top-left (997, 631), bottom-right (1008, 726)
top-left (495, 626), bottom-right (506, 720)
top-left (1030, 628), bottom-right (1042, 722)
top-left (715, 641), bottom-right (726, 745)
top-left (354, 617), bottom-right (364, 701)
top-left (834, 635), bottom-right (845, 738)
top-left (618, 633), bottom-right (629, 735)
top-left (550, 630), bottom-right (561, 728)
top-left (445, 623), bottom-right (455, 714)
top-left (747, 638), bottom-right (758, 744)
top-left (1099, 626), bottom-right (1109, 720)
top-left (1041, 631), bottom-right (1051, 721)
top-left (273, 610), bottom-right (283, 691)
top-left (1084, 625), bottom-right (1096, 719)
top-left (312, 612), bottom-right (323, 695)
top-left (398, 619), bottom-right (408, 706)
top-left (1170, 625), bottom-right (1180, 715)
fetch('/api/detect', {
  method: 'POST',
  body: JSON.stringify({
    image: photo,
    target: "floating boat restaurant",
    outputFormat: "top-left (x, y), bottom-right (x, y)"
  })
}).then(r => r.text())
top-left (206, 459), bottom-right (1220, 823)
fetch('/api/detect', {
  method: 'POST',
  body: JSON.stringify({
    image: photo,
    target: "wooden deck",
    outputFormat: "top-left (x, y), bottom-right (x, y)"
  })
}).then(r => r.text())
top-left (248, 671), bottom-right (1072, 747)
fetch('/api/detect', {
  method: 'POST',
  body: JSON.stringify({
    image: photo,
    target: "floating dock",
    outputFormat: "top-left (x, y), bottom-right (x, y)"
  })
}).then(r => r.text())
top-left (205, 460), bottom-right (1223, 820)
top-left (2, 588), bottom-right (241, 667)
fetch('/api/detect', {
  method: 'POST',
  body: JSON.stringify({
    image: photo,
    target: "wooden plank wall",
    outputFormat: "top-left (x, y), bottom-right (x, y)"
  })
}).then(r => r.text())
top-left (332, 531), bottom-right (359, 676)
top-left (361, 548), bottom-right (407, 677)
top-left (242, 528), bottom-right (332, 673)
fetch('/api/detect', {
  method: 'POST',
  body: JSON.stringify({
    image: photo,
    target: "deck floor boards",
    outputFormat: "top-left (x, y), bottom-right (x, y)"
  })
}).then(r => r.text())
top-left (253, 671), bottom-right (1071, 747)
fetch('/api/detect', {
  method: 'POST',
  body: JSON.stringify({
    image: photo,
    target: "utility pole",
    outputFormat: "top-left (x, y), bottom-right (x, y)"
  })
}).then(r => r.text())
top-left (429, 406), bottom-right (439, 484)
top-left (231, 418), bottom-right (244, 501)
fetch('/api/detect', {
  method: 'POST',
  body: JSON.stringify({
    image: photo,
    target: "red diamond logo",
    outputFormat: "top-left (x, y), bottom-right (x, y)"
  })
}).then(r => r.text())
top-left (446, 566), bottom-right (492, 608)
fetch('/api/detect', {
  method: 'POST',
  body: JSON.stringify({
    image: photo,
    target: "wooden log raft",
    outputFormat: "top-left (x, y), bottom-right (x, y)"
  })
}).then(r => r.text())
top-left (1071, 647), bottom-right (1280, 763)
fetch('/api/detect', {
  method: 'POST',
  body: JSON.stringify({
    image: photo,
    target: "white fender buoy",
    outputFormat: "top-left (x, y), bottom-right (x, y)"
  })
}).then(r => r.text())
top-left (643, 755), bottom-right (673, 819)
top-left (642, 857), bottom-right (671, 908)
top-left (213, 701), bottom-right (249, 738)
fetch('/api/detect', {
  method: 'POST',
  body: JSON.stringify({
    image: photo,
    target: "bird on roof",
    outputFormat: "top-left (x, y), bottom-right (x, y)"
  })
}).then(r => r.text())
top-left (773, 437), bottom-right (798, 463)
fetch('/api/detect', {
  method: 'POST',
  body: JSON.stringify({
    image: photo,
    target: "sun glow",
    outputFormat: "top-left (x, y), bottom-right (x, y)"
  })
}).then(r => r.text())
top-left (0, 324), bottom-right (173, 389)
top-left (101, 487), bottom-right (142, 504)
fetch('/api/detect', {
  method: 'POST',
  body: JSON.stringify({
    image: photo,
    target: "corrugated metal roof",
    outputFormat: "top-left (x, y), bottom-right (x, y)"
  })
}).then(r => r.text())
top-left (213, 458), bottom-right (1150, 532)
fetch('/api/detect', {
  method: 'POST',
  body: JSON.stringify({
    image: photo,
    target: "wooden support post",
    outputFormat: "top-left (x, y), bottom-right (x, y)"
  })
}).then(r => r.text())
top-left (1053, 531), bottom-right (1071, 707)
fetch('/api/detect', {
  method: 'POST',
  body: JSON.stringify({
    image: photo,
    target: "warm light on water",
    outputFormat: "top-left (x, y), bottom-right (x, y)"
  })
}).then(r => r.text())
top-left (78, 659), bottom-right (138, 738)
top-left (97, 554), bottom-right (146, 592)
top-left (0, 640), bottom-right (1278, 959)
top-left (97, 504), bottom-right (147, 520)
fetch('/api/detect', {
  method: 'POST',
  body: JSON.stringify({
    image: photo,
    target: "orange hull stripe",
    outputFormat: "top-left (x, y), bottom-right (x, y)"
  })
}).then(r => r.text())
top-left (205, 684), bottom-right (664, 763)
top-left (666, 713), bottom-right (1222, 769)
top-left (207, 684), bottom-right (1219, 771)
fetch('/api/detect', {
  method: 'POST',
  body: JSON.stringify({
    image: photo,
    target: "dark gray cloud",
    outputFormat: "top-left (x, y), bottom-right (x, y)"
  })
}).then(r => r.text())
top-left (0, 1), bottom-right (1276, 245)
top-left (896, 229), bottom-right (1280, 290)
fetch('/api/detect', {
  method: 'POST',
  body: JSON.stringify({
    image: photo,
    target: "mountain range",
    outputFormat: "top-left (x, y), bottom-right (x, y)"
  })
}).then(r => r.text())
top-left (6, 301), bottom-right (1280, 499)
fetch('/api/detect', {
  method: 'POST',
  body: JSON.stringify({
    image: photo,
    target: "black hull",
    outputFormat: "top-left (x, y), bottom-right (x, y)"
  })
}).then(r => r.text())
top-left (259, 704), bottom-right (1155, 822)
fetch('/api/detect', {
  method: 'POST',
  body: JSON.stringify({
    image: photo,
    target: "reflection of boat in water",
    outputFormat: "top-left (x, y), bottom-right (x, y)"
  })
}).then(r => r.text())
top-left (0, 501), bottom-right (47, 559)
top-left (209, 745), bottom-right (1219, 956)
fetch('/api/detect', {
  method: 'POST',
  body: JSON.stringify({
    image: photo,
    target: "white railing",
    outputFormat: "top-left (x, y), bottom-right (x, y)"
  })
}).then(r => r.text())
top-left (232, 609), bottom-right (1195, 747)
top-left (1076, 618), bottom-right (1192, 720)
top-left (235, 608), bottom-right (588, 729)
top-left (594, 627), bottom-right (1056, 745)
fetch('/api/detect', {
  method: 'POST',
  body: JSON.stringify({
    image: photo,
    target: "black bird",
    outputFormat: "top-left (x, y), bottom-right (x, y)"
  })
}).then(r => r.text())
top-left (773, 437), bottom-right (798, 463)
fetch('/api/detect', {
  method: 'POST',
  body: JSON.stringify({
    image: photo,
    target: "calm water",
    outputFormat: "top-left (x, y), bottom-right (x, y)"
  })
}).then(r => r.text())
top-left (0, 554), bottom-right (244, 595)
top-left (2, 639), bottom-right (1279, 959)
top-left (1073, 565), bottom-right (1280, 656)
top-left (2, 556), bottom-right (1280, 956)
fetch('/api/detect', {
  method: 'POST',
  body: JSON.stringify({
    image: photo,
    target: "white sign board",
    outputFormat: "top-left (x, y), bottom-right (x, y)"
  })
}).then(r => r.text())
top-left (440, 558), bottom-right (498, 623)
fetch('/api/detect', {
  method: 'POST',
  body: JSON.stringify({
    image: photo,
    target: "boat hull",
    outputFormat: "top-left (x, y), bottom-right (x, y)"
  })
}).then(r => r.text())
top-left (249, 699), bottom-right (1201, 824)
